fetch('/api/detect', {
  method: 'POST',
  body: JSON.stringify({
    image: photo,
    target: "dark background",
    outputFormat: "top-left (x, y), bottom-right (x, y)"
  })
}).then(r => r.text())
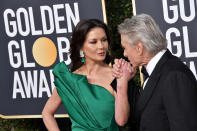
top-left (0, 0), bottom-right (104, 116)
top-left (0, 0), bottom-right (137, 131)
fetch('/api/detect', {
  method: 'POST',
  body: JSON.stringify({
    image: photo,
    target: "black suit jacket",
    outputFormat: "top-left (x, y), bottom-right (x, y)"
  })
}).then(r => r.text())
top-left (135, 50), bottom-right (197, 131)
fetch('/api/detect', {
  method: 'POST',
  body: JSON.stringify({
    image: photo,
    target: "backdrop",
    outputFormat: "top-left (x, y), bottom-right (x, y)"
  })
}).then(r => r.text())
top-left (0, 0), bottom-right (107, 118)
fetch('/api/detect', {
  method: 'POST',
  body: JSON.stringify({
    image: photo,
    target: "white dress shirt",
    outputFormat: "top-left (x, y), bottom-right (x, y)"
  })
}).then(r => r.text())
top-left (143, 49), bottom-right (167, 89)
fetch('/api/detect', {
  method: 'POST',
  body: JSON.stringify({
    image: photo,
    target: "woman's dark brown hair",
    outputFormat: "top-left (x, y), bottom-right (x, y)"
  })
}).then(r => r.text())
top-left (70, 19), bottom-right (111, 72)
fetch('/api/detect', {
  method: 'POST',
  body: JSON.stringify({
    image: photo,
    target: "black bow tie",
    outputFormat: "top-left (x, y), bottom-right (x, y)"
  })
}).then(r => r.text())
top-left (141, 66), bottom-right (149, 81)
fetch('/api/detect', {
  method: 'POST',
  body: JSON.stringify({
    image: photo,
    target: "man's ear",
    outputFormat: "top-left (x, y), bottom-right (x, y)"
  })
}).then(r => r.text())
top-left (135, 42), bottom-right (144, 56)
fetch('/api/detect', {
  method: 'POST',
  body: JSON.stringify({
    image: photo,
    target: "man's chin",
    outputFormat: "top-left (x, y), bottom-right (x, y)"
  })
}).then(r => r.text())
top-left (130, 63), bottom-right (138, 68)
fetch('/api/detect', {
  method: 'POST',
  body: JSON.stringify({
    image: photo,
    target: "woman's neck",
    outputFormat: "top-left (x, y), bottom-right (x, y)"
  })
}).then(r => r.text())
top-left (82, 61), bottom-right (106, 76)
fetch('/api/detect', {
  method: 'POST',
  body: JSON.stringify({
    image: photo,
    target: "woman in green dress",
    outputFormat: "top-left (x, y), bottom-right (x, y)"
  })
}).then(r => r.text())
top-left (42, 19), bottom-right (119, 131)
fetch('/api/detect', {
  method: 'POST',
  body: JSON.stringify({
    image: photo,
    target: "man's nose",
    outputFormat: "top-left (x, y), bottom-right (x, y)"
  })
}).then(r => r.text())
top-left (123, 51), bottom-right (127, 57)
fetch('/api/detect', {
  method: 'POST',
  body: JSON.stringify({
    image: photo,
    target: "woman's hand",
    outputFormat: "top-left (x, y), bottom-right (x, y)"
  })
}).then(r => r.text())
top-left (112, 59), bottom-right (136, 126)
top-left (112, 58), bottom-right (136, 81)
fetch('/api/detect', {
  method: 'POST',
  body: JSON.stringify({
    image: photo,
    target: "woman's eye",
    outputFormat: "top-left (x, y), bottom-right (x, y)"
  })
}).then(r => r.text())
top-left (102, 38), bottom-right (107, 42)
top-left (90, 41), bottom-right (97, 44)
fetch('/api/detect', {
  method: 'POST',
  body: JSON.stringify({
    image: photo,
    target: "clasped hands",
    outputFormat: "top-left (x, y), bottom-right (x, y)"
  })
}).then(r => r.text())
top-left (112, 58), bottom-right (136, 83)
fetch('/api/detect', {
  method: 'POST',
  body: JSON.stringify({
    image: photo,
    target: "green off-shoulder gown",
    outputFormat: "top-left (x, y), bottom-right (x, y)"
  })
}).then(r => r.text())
top-left (53, 62), bottom-right (119, 131)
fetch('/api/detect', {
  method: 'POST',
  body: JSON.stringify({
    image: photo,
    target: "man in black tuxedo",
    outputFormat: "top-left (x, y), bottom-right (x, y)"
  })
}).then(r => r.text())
top-left (113, 14), bottom-right (197, 131)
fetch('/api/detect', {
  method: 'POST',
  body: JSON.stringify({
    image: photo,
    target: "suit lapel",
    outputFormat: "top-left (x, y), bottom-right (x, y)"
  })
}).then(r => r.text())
top-left (137, 50), bottom-right (172, 112)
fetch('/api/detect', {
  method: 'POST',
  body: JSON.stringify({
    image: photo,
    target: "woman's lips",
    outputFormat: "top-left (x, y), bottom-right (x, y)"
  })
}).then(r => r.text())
top-left (97, 52), bottom-right (105, 56)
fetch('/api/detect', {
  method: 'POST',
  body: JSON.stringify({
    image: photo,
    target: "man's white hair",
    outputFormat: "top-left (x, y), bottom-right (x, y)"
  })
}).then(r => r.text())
top-left (118, 13), bottom-right (167, 55)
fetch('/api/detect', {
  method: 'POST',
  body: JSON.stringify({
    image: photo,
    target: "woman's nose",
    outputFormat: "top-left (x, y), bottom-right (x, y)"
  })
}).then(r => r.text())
top-left (97, 41), bottom-right (104, 48)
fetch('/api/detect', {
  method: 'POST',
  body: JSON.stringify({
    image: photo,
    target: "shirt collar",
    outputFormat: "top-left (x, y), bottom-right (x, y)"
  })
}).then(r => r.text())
top-left (146, 49), bottom-right (167, 76)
